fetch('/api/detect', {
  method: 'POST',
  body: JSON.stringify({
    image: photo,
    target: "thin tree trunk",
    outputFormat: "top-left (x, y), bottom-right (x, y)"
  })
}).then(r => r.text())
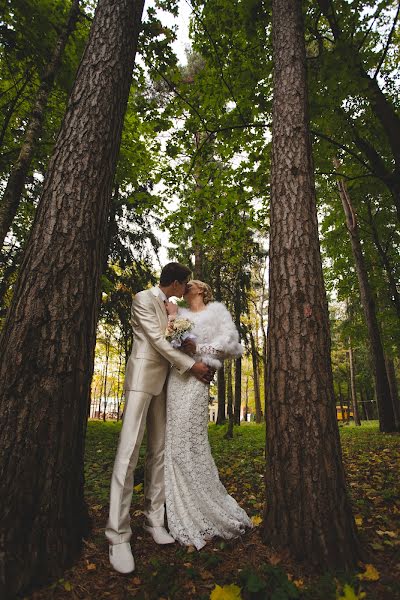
top-left (262, 327), bottom-right (267, 418)
top-left (249, 330), bottom-right (262, 423)
top-left (348, 339), bottom-right (361, 426)
top-left (359, 386), bottom-right (368, 421)
top-left (335, 161), bottom-right (397, 432)
top-left (116, 337), bottom-right (123, 421)
top-left (233, 284), bottom-right (242, 425)
top-left (193, 131), bottom-right (205, 279)
top-left (216, 364), bottom-right (226, 424)
top-left (365, 385), bottom-right (375, 419)
top-left (0, 0), bottom-right (82, 252)
top-left (234, 356), bottom-right (242, 424)
top-left (102, 337), bottom-right (110, 421)
top-left (245, 376), bottom-right (249, 421)
top-left (215, 265), bottom-right (225, 424)
top-left (0, 0), bottom-right (145, 595)
top-left (338, 381), bottom-right (346, 422)
top-left (385, 356), bottom-right (400, 429)
top-left (225, 360), bottom-right (234, 439)
top-left (263, 0), bottom-right (362, 569)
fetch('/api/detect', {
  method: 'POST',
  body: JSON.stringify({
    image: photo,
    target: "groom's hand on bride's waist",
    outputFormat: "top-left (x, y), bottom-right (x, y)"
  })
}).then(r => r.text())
top-left (190, 362), bottom-right (214, 383)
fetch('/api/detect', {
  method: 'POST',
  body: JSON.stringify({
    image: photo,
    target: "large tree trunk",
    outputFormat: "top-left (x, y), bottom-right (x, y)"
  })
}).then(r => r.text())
top-left (0, 0), bottom-right (145, 596)
top-left (0, 0), bottom-right (82, 253)
top-left (335, 163), bottom-right (398, 432)
top-left (263, 0), bottom-right (362, 569)
top-left (249, 330), bottom-right (262, 423)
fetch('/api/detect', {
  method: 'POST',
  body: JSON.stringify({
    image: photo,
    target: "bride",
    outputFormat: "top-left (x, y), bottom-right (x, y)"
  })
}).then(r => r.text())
top-left (164, 280), bottom-right (253, 550)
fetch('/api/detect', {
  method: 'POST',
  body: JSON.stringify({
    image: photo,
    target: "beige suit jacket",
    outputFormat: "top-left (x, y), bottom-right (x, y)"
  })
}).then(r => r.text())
top-left (124, 287), bottom-right (195, 396)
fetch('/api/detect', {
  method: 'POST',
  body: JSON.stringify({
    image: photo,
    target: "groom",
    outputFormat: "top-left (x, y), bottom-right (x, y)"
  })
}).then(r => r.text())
top-left (106, 262), bottom-right (212, 574)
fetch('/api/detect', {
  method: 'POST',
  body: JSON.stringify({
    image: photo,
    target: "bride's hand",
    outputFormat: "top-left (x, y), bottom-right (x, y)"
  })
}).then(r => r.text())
top-left (181, 339), bottom-right (196, 355)
top-left (165, 301), bottom-right (178, 316)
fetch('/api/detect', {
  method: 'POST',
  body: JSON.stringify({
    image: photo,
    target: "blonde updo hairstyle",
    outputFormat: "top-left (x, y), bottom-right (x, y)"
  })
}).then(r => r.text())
top-left (191, 280), bottom-right (214, 305)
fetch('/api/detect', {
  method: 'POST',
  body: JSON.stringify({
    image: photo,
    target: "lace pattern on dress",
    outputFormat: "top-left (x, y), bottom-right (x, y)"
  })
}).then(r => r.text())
top-left (164, 304), bottom-right (252, 550)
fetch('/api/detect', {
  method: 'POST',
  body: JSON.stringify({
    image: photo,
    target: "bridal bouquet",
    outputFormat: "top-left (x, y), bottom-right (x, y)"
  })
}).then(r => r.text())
top-left (165, 316), bottom-right (195, 349)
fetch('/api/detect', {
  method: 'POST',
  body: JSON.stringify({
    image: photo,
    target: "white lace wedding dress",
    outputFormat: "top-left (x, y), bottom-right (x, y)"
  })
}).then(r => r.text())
top-left (164, 302), bottom-right (253, 550)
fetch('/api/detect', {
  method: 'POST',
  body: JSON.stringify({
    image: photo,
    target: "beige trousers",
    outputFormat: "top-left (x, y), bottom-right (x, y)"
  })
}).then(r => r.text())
top-left (105, 389), bottom-right (166, 545)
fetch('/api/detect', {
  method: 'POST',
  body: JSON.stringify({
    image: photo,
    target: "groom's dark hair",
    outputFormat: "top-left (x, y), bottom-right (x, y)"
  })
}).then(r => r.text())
top-left (160, 262), bottom-right (192, 286)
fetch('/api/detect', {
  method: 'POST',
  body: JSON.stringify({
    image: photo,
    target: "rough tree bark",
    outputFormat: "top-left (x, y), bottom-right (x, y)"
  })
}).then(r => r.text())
top-left (0, 0), bottom-right (82, 252)
top-left (335, 162), bottom-right (397, 432)
top-left (262, 0), bottom-right (362, 569)
top-left (0, 0), bottom-right (145, 596)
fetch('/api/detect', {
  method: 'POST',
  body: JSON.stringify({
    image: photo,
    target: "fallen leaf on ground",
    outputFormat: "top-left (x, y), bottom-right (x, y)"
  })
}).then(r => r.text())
top-left (337, 584), bottom-right (366, 600)
top-left (357, 564), bottom-right (380, 581)
top-left (210, 584), bottom-right (242, 600)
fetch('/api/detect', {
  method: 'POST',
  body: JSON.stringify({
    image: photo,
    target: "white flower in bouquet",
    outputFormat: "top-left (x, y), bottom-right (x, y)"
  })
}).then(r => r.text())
top-left (165, 317), bottom-right (195, 348)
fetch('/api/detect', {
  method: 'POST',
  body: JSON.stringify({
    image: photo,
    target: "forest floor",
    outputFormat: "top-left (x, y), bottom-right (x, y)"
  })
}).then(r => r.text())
top-left (26, 421), bottom-right (399, 600)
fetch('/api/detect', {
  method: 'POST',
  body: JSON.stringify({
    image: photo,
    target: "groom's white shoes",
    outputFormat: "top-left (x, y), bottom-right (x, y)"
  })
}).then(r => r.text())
top-left (109, 542), bottom-right (135, 574)
top-left (143, 524), bottom-right (175, 544)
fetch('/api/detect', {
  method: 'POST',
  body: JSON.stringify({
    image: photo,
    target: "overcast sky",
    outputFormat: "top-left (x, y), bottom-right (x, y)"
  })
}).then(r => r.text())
top-left (146, 0), bottom-right (192, 65)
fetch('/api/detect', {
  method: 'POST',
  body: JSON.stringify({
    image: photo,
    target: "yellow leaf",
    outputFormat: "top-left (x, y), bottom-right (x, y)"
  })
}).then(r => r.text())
top-left (357, 564), bottom-right (380, 581)
top-left (294, 579), bottom-right (304, 588)
top-left (86, 562), bottom-right (96, 571)
top-left (63, 581), bottom-right (73, 592)
top-left (251, 515), bottom-right (262, 526)
top-left (355, 516), bottom-right (363, 526)
top-left (383, 530), bottom-right (396, 538)
top-left (133, 483), bottom-right (143, 492)
top-left (210, 584), bottom-right (242, 600)
top-left (337, 584), bottom-right (366, 600)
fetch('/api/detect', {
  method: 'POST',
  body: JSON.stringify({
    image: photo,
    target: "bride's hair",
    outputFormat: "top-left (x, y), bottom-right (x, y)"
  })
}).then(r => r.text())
top-left (191, 280), bottom-right (214, 304)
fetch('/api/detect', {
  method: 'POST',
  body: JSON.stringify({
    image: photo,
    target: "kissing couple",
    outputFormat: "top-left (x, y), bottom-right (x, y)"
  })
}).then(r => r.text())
top-left (105, 262), bottom-right (252, 573)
